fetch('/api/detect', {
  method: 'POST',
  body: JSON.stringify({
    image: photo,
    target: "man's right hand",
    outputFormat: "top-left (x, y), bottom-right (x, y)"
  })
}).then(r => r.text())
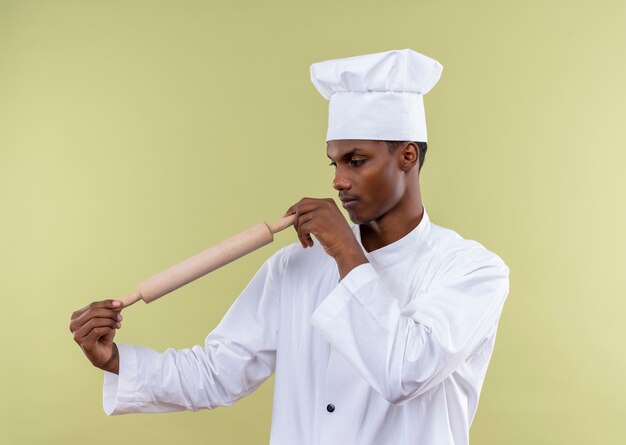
top-left (69, 299), bottom-right (123, 374)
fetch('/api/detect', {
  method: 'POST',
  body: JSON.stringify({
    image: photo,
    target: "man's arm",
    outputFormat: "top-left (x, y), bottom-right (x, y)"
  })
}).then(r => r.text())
top-left (311, 254), bottom-right (509, 404)
top-left (70, 253), bottom-right (282, 415)
top-left (285, 197), bottom-right (509, 404)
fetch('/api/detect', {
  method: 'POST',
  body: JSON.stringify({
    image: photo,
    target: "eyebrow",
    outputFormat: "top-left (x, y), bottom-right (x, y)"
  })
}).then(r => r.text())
top-left (327, 148), bottom-right (361, 161)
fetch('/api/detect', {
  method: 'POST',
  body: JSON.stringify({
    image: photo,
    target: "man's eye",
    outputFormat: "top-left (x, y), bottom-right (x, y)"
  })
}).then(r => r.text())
top-left (328, 162), bottom-right (337, 167)
top-left (349, 159), bottom-right (366, 167)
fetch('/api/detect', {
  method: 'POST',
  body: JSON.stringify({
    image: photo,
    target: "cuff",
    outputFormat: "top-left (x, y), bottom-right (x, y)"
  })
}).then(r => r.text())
top-left (103, 343), bottom-right (139, 415)
top-left (310, 263), bottom-right (376, 332)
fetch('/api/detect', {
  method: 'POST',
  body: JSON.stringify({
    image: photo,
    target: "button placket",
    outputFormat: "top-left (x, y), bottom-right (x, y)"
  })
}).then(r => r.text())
top-left (318, 348), bottom-right (364, 444)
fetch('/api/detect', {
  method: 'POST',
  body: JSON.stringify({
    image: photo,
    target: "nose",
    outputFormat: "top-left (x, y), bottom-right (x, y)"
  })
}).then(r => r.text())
top-left (332, 168), bottom-right (351, 191)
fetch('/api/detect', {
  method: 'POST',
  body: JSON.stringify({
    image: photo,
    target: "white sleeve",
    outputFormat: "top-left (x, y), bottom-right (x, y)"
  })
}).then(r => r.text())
top-left (103, 253), bottom-right (282, 415)
top-left (310, 254), bottom-right (509, 405)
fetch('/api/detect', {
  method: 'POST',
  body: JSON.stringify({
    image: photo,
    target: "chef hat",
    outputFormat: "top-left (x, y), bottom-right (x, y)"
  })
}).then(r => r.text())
top-left (310, 48), bottom-right (443, 142)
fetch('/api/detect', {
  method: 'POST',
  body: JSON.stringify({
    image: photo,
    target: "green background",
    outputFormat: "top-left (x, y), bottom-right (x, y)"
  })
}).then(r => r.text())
top-left (1, 0), bottom-right (625, 443)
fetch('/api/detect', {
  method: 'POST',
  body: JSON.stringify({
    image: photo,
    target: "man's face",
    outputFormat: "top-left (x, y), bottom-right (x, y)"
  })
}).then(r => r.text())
top-left (327, 139), bottom-right (408, 225)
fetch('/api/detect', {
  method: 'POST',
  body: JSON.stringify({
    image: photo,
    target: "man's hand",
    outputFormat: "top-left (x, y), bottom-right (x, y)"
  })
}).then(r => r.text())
top-left (285, 198), bottom-right (368, 278)
top-left (69, 300), bottom-right (123, 374)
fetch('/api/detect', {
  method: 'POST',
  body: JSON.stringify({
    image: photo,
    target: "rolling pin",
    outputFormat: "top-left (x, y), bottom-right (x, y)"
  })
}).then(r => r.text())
top-left (119, 214), bottom-right (295, 307)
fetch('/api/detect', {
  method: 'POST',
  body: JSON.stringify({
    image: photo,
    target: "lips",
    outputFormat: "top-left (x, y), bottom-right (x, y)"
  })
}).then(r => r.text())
top-left (340, 195), bottom-right (358, 209)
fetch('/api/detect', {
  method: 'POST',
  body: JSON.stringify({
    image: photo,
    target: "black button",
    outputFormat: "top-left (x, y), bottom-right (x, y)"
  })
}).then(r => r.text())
top-left (326, 404), bottom-right (335, 413)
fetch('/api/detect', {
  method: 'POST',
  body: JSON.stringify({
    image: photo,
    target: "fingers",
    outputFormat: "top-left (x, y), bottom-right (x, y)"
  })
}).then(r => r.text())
top-left (70, 307), bottom-right (122, 331)
top-left (70, 299), bottom-right (122, 323)
top-left (83, 326), bottom-right (116, 347)
top-left (286, 199), bottom-right (318, 229)
top-left (70, 299), bottom-right (125, 371)
top-left (72, 316), bottom-right (121, 344)
top-left (286, 198), bottom-right (341, 249)
top-left (294, 211), bottom-right (317, 248)
top-left (69, 300), bottom-right (124, 351)
top-left (69, 300), bottom-right (122, 334)
top-left (284, 198), bottom-right (324, 218)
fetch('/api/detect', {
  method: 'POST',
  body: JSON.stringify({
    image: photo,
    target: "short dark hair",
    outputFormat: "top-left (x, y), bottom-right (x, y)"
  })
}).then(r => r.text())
top-left (384, 141), bottom-right (428, 171)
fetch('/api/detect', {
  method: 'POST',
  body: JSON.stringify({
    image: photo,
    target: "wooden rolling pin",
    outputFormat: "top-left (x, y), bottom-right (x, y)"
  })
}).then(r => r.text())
top-left (119, 214), bottom-right (295, 307)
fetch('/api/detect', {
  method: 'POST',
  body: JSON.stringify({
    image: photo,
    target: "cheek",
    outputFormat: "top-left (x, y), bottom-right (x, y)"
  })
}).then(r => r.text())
top-left (362, 170), bottom-right (394, 206)
top-left (378, 169), bottom-right (405, 208)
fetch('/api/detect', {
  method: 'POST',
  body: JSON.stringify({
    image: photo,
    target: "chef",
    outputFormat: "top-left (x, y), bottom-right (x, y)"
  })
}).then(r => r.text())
top-left (70, 48), bottom-right (510, 445)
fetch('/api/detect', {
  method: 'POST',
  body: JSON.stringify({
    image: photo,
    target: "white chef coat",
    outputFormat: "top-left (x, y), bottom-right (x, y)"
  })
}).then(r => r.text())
top-left (103, 207), bottom-right (509, 445)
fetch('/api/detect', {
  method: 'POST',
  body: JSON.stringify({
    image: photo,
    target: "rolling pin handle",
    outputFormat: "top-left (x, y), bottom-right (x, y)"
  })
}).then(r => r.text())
top-left (120, 290), bottom-right (142, 308)
top-left (268, 214), bottom-right (296, 234)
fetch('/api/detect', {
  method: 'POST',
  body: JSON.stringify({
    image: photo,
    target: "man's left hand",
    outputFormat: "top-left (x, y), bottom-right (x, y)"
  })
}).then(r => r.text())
top-left (285, 198), bottom-right (368, 278)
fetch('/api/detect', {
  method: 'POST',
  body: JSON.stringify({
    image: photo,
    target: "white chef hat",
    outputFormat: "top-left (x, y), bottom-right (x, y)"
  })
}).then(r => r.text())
top-left (310, 48), bottom-right (443, 142)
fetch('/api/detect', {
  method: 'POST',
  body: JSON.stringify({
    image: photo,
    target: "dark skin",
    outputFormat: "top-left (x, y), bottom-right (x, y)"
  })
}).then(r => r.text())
top-left (286, 139), bottom-right (424, 266)
top-left (69, 299), bottom-right (122, 374)
top-left (69, 140), bottom-right (424, 375)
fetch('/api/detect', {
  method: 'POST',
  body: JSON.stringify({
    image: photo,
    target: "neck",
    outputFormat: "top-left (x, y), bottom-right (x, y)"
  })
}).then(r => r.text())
top-left (359, 186), bottom-right (424, 252)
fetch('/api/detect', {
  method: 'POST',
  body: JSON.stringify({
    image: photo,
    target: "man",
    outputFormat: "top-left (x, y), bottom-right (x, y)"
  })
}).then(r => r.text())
top-left (70, 49), bottom-right (509, 444)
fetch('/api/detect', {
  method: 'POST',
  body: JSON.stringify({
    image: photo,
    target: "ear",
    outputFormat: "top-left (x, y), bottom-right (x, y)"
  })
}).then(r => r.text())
top-left (398, 142), bottom-right (419, 171)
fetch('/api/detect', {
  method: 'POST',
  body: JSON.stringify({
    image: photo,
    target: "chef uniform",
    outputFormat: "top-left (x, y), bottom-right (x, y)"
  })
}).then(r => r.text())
top-left (103, 49), bottom-right (510, 445)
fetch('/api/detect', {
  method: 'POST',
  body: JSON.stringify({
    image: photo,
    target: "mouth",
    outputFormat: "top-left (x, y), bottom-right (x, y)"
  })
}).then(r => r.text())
top-left (340, 196), bottom-right (358, 209)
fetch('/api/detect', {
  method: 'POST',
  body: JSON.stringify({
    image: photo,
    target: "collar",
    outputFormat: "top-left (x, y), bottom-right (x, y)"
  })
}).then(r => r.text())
top-left (352, 206), bottom-right (432, 267)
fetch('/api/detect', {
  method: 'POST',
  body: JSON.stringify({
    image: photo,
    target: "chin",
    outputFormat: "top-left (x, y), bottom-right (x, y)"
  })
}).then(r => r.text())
top-left (347, 210), bottom-right (371, 226)
top-left (346, 211), bottom-right (361, 225)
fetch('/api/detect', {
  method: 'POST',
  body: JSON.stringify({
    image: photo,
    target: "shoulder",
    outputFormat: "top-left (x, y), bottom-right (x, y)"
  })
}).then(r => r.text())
top-left (425, 221), bottom-right (509, 278)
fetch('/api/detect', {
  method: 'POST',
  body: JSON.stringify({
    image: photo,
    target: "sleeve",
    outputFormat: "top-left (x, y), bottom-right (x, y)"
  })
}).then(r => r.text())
top-left (310, 252), bottom-right (509, 405)
top-left (103, 252), bottom-right (282, 415)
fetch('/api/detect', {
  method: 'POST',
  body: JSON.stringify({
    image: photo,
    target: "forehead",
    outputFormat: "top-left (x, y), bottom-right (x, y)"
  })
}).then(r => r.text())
top-left (326, 139), bottom-right (386, 158)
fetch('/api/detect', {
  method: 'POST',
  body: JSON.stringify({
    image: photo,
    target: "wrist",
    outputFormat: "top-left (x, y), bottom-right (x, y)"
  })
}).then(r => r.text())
top-left (335, 243), bottom-right (368, 279)
top-left (102, 343), bottom-right (120, 375)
